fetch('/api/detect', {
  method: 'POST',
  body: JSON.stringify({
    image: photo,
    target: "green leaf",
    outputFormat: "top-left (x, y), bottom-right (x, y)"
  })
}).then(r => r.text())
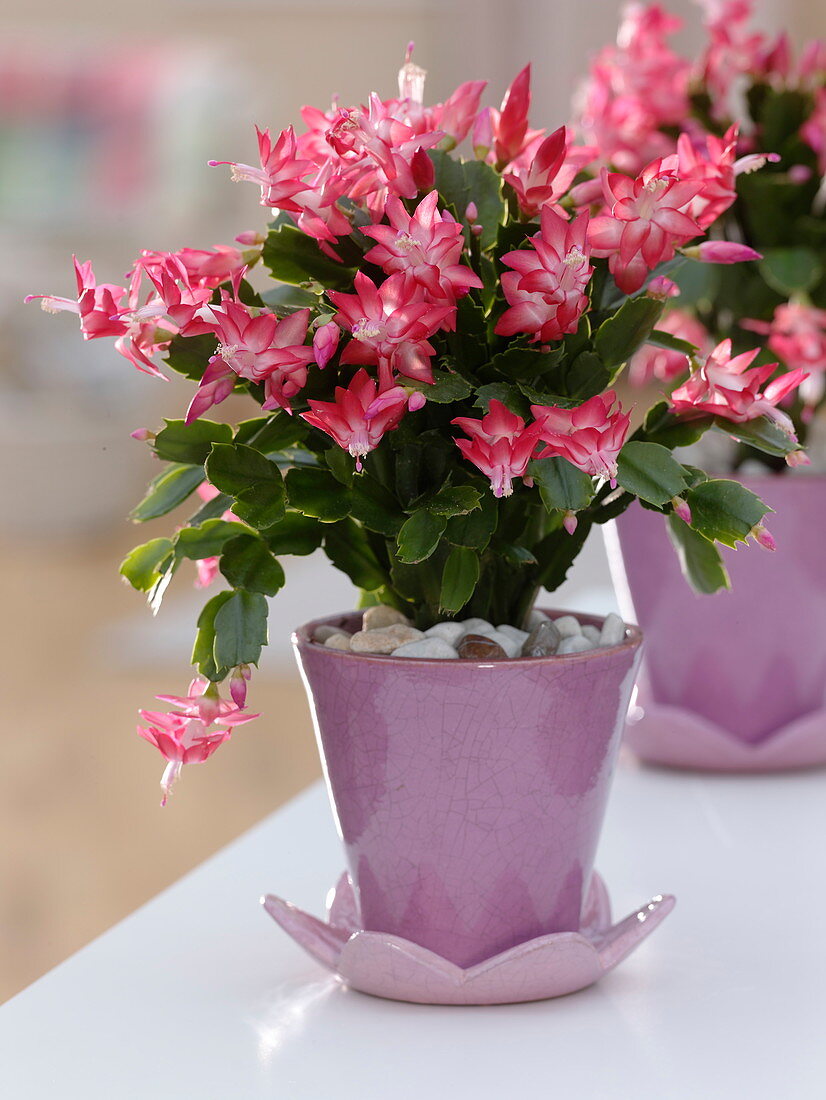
top-left (264, 513), bottom-right (325, 556)
top-left (397, 509), bottom-right (447, 564)
top-left (324, 518), bottom-right (388, 590)
top-left (444, 492), bottom-right (497, 549)
top-left (646, 329), bottom-right (698, 356)
top-left (350, 478), bottom-right (404, 536)
top-left (408, 370), bottom-right (473, 404)
top-left (716, 415), bottom-right (799, 458)
top-left (205, 443), bottom-right (285, 530)
top-left (131, 464), bottom-right (205, 522)
top-left (234, 414), bottom-right (309, 452)
top-left (429, 150), bottom-right (504, 251)
top-left (285, 466), bottom-right (352, 521)
top-left (175, 519), bottom-right (248, 560)
top-left (325, 445), bottom-right (355, 487)
top-left (213, 590), bottom-right (269, 669)
top-left (500, 544), bottom-right (537, 566)
top-left (119, 538), bottom-right (174, 592)
top-left (163, 332), bottom-right (216, 381)
top-left (564, 351), bottom-right (610, 399)
top-left (192, 591), bottom-right (234, 681)
top-left (528, 456), bottom-right (594, 514)
top-left (262, 218), bottom-right (354, 288)
top-left (152, 419), bottom-right (232, 465)
top-left (259, 281), bottom-right (319, 316)
top-left (759, 248), bottom-right (823, 296)
top-left (439, 546), bottom-right (480, 614)
top-left (641, 401), bottom-right (713, 449)
top-left (594, 295), bottom-right (665, 368)
top-left (686, 479), bottom-right (771, 547)
top-left (219, 535), bottom-right (286, 596)
top-left (667, 514), bottom-right (730, 594)
top-left (483, 346), bottom-right (551, 383)
top-left (616, 441), bottom-right (690, 507)
top-left (473, 382), bottom-right (529, 416)
top-left (427, 485), bottom-right (482, 517)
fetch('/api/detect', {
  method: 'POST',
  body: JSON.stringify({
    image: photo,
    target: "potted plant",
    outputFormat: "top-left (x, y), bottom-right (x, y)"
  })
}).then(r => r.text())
top-left (575, 0), bottom-right (826, 770)
top-left (28, 48), bottom-right (802, 1002)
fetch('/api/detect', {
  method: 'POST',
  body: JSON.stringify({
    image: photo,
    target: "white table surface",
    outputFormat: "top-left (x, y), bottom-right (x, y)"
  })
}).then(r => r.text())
top-left (2, 758), bottom-right (825, 1099)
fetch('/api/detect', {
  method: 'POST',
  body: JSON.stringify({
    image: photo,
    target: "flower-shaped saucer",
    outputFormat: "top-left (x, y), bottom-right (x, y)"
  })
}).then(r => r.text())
top-left (262, 872), bottom-right (675, 1005)
top-left (626, 701), bottom-right (826, 773)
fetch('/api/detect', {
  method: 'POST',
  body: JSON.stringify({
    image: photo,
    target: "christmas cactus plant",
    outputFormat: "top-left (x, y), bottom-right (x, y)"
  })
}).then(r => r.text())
top-left (29, 47), bottom-right (806, 800)
top-left (576, 0), bottom-right (826, 466)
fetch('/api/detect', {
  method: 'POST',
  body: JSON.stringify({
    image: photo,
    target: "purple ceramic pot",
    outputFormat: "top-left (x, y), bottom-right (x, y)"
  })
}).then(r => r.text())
top-left (293, 609), bottom-right (642, 968)
top-left (609, 476), bottom-right (826, 771)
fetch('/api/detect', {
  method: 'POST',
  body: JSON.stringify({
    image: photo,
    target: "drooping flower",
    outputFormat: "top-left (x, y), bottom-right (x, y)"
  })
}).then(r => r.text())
top-left (209, 125), bottom-right (313, 209)
top-left (301, 368), bottom-right (409, 470)
top-left (742, 303), bottom-right (826, 414)
top-left (328, 271), bottom-right (453, 388)
top-left (139, 678), bottom-right (258, 805)
top-left (629, 309), bottom-right (710, 386)
top-left (531, 390), bottom-right (631, 485)
top-left (25, 257), bottom-right (128, 340)
top-left (140, 244), bottom-right (253, 290)
top-left (588, 160), bottom-right (704, 295)
top-left (361, 190), bottom-right (483, 303)
top-left (199, 301), bottom-right (315, 412)
top-left (669, 338), bottom-right (808, 439)
top-left (451, 399), bottom-right (543, 498)
top-left (496, 206), bottom-right (592, 343)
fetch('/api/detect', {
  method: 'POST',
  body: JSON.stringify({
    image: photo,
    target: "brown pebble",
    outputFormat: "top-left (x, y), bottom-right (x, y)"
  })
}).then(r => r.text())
top-left (458, 633), bottom-right (508, 660)
top-left (350, 624), bottom-right (424, 653)
top-left (362, 605), bottom-right (412, 631)
top-left (314, 624), bottom-right (350, 644)
top-left (323, 633), bottom-right (352, 651)
top-left (521, 619), bottom-right (562, 657)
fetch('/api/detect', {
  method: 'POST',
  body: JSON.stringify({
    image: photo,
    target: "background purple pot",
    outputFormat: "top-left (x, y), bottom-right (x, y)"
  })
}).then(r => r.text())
top-left (293, 610), bottom-right (642, 968)
top-left (609, 476), bottom-right (826, 771)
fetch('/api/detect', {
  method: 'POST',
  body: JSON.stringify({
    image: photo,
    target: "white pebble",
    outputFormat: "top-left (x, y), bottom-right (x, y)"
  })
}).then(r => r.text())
top-left (392, 638), bottom-right (459, 659)
top-left (554, 615), bottom-right (582, 638)
top-left (314, 624), bottom-right (348, 643)
top-left (557, 635), bottom-right (595, 655)
top-left (351, 625), bottom-right (424, 653)
top-left (460, 617), bottom-right (493, 634)
top-left (496, 625), bottom-right (530, 646)
top-left (581, 625), bottom-right (601, 644)
top-left (487, 631), bottom-right (522, 658)
top-left (425, 621), bottom-right (466, 646)
top-left (362, 605), bottom-right (411, 630)
top-left (324, 633), bottom-right (352, 651)
top-left (599, 613), bottom-right (626, 647)
top-left (527, 609), bottom-right (547, 629)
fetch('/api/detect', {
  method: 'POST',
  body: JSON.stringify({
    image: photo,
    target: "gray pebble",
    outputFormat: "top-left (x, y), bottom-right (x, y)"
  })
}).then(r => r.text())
top-left (324, 633), bottom-right (352, 651)
top-left (392, 637), bottom-right (459, 659)
top-left (554, 615), bottom-right (582, 638)
top-left (314, 624), bottom-right (349, 643)
top-left (362, 605), bottom-right (411, 630)
top-left (425, 621), bottom-right (466, 646)
top-left (599, 613), bottom-right (626, 647)
top-left (351, 625), bottom-right (424, 653)
top-left (521, 619), bottom-right (561, 657)
top-left (557, 634), bottom-right (595, 655)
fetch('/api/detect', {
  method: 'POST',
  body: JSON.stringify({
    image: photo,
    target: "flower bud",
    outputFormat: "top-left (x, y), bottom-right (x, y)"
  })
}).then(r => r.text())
top-left (671, 496), bottom-right (692, 525)
top-left (411, 148), bottom-right (435, 193)
top-left (234, 230), bottom-right (266, 246)
top-left (563, 510), bottom-right (578, 535)
top-left (682, 241), bottom-right (762, 265)
top-left (751, 523), bottom-right (777, 552)
top-left (230, 665), bottom-right (252, 708)
top-left (130, 428), bottom-right (155, 442)
top-left (472, 108), bottom-right (493, 160)
top-left (465, 202), bottom-right (478, 224)
top-left (786, 448), bottom-right (811, 468)
top-left (648, 276), bottom-right (680, 300)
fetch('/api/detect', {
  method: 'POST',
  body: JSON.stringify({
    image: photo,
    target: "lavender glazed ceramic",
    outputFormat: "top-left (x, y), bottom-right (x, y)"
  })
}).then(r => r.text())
top-left (262, 871), bottom-right (675, 1005)
top-left (290, 608), bottom-right (643, 970)
top-left (609, 476), bottom-right (826, 772)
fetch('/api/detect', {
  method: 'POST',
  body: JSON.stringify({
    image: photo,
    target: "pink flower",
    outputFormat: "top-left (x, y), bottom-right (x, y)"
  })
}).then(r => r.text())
top-left (669, 338), bottom-right (808, 438)
top-left (209, 126), bottom-right (312, 209)
top-left (451, 399), bottom-right (543, 498)
top-left (26, 257), bottom-right (127, 340)
top-left (682, 241), bottom-right (762, 264)
top-left (328, 272), bottom-right (453, 389)
top-left (139, 678), bottom-right (258, 805)
top-left (141, 244), bottom-right (252, 289)
top-left (488, 64), bottom-right (538, 168)
top-left (531, 390), bottom-right (631, 485)
top-left (496, 206), bottom-right (593, 343)
top-left (696, 1), bottom-right (764, 109)
top-left (185, 356), bottom-right (238, 424)
top-left (802, 89), bottom-right (826, 176)
top-left (431, 80), bottom-right (487, 148)
top-left (312, 320), bottom-right (341, 369)
top-left (742, 302), bottom-right (826, 413)
top-left (201, 301), bottom-right (315, 412)
top-left (629, 309), bottom-right (710, 386)
top-left (361, 191), bottom-right (482, 303)
top-left (504, 128), bottom-right (594, 219)
top-left (588, 160), bottom-right (703, 295)
top-left (301, 368), bottom-right (408, 470)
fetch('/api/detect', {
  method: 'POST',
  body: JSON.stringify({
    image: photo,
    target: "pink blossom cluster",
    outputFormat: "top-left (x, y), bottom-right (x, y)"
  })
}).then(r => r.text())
top-left (138, 677), bottom-right (258, 804)
top-left (742, 303), bottom-right (826, 416)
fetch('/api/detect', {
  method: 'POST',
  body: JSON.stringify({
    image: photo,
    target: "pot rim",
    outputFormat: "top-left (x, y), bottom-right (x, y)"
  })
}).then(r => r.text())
top-left (293, 607), bottom-right (642, 668)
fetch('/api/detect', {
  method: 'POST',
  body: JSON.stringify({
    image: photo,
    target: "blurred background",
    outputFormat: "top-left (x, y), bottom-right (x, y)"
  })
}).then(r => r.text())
top-left (0, 0), bottom-right (793, 1002)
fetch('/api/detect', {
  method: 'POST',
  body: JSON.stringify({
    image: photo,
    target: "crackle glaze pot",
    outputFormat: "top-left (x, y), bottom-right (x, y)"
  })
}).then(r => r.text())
top-left (608, 475), bottom-right (826, 772)
top-left (293, 609), bottom-right (642, 969)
